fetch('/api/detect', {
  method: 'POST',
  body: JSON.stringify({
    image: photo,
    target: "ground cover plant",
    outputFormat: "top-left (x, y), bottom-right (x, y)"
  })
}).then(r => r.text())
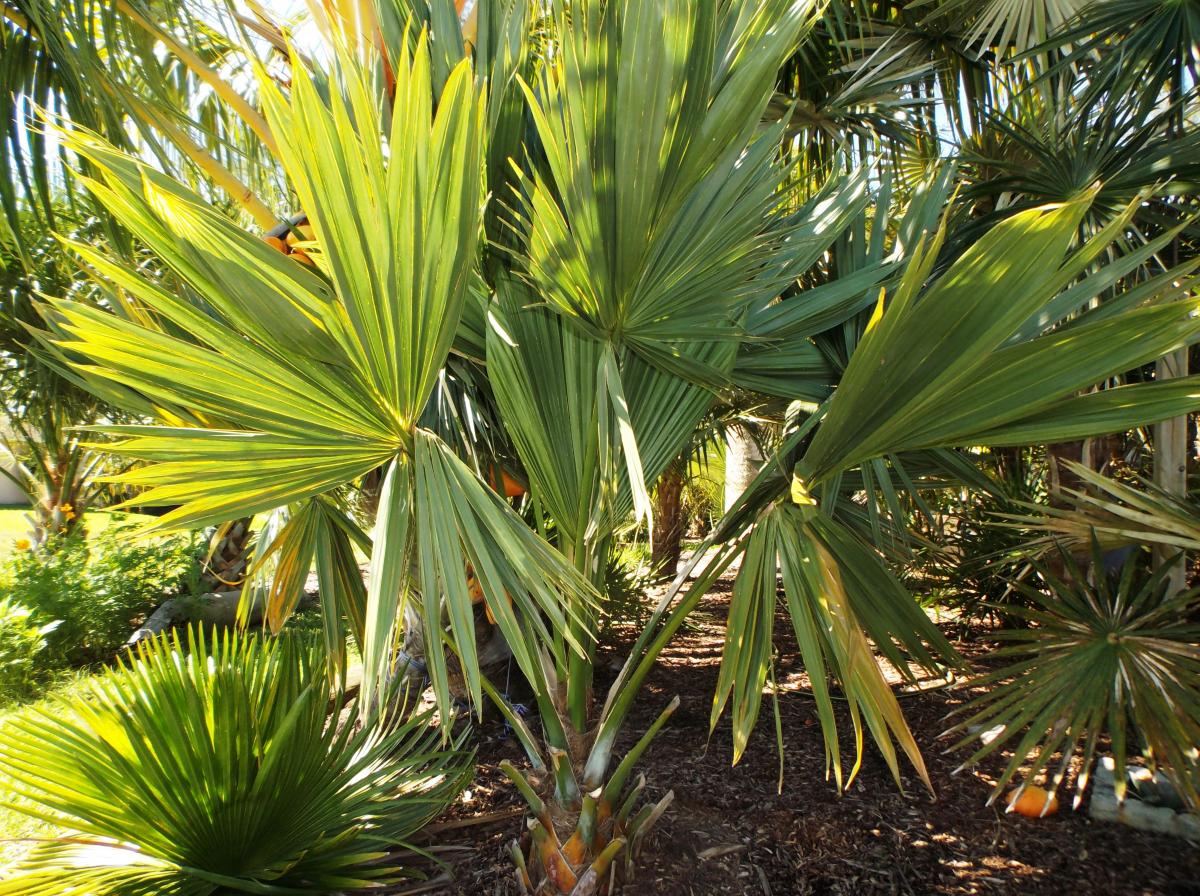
top-left (0, 524), bottom-right (201, 666)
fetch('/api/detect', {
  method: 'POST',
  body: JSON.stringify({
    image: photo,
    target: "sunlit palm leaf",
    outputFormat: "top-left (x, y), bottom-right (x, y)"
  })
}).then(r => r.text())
top-left (799, 196), bottom-right (1200, 485)
top-left (36, 32), bottom-right (597, 721)
top-left (915, 0), bottom-right (1089, 55)
top-left (38, 44), bottom-right (470, 516)
top-left (501, 0), bottom-right (826, 535)
top-left (712, 502), bottom-right (945, 789)
top-left (0, 627), bottom-right (473, 894)
top-left (260, 39), bottom-right (483, 423)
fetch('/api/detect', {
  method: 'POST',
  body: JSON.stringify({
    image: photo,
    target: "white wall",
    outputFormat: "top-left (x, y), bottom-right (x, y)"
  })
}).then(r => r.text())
top-left (0, 420), bottom-right (30, 505)
top-left (0, 460), bottom-right (26, 504)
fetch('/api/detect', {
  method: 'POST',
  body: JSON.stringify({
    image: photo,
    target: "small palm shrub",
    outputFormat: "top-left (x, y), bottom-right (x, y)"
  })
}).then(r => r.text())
top-left (0, 525), bottom-right (199, 665)
top-left (907, 450), bottom-right (1046, 629)
top-left (914, 488), bottom-right (1038, 629)
top-left (0, 627), bottom-right (473, 894)
top-left (0, 597), bottom-right (57, 703)
top-left (945, 541), bottom-right (1200, 812)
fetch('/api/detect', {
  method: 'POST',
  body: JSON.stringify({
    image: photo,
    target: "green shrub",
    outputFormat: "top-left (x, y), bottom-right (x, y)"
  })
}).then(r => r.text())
top-left (0, 627), bottom-right (472, 894)
top-left (0, 526), bottom-right (200, 666)
top-left (681, 452), bottom-right (724, 537)
top-left (0, 598), bottom-right (57, 703)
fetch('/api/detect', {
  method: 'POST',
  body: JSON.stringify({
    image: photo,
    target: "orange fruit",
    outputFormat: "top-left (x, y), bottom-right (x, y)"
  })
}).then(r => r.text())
top-left (500, 470), bottom-right (526, 498)
top-left (1006, 786), bottom-right (1059, 817)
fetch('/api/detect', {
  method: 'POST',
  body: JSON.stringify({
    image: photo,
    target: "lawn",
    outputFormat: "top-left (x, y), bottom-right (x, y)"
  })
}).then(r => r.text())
top-left (0, 673), bottom-right (90, 867)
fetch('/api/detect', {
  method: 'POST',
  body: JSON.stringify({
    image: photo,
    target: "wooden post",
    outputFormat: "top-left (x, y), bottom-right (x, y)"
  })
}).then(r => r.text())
top-left (1154, 349), bottom-right (1189, 595)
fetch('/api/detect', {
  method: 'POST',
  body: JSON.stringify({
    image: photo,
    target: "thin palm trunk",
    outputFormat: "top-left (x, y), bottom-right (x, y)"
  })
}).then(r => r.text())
top-left (651, 465), bottom-right (685, 580)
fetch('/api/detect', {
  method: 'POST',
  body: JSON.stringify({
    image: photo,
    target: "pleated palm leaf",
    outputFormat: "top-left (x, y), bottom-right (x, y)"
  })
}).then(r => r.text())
top-left (0, 627), bottom-right (473, 894)
top-left (1000, 459), bottom-right (1200, 559)
top-left (1031, 0), bottom-right (1200, 128)
top-left (943, 541), bottom-right (1200, 813)
top-left (618, 191), bottom-right (1200, 801)
top-left (961, 87), bottom-right (1200, 234)
top-left (914, 0), bottom-right (1089, 57)
top-left (36, 34), bottom-right (595, 731)
top-left (3, 0), bottom-right (358, 649)
top-left (26, 4), bottom-right (1200, 893)
top-left (25, 0), bottom-right (532, 678)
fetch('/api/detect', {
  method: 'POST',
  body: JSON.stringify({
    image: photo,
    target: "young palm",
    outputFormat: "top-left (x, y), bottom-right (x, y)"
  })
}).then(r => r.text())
top-left (38, 34), bottom-right (594, 733)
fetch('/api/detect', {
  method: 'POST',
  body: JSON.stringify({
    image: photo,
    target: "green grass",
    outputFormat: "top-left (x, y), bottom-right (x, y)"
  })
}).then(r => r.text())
top-left (0, 507), bottom-right (155, 559)
top-left (0, 671), bottom-right (93, 867)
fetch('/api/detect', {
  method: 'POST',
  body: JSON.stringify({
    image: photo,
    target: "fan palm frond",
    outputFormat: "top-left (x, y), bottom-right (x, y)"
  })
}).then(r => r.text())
top-left (0, 627), bottom-right (474, 894)
top-left (945, 541), bottom-right (1200, 812)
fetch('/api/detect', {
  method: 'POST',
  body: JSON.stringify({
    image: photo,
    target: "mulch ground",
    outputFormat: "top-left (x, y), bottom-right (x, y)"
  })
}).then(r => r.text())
top-left (415, 581), bottom-right (1200, 896)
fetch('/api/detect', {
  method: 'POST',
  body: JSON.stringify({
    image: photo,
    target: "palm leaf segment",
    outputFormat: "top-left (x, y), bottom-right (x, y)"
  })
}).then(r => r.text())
top-left (38, 35), bottom-right (595, 724)
top-left (945, 541), bottom-right (1200, 814)
top-left (0, 627), bottom-right (474, 894)
top-left (1000, 459), bottom-right (1200, 558)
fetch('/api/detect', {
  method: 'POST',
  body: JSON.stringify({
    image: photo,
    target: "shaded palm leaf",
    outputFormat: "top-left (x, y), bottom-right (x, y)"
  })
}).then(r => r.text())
top-left (1000, 459), bottom-right (1200, 558)
top-left (1033, 0), bottom-right (1200, 124)
top-left (944, 541), bottom-right (1200, 812)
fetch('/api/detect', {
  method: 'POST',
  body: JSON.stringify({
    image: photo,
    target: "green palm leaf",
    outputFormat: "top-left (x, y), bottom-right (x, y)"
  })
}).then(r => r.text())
top-left (944, 542), bottom-right (1200, 811)
top-left (0, 627), bottom-right (473, 894)
top-left (673, 193), bottom-right (1200, 790)
top-left (35, 30), bottom-right (596, 719)
top-left (799, 196), bottom-right (1200, 485)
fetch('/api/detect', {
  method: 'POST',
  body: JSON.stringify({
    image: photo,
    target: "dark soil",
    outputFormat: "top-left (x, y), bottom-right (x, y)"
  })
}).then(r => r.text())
top-left (415, 581), bottom-right (1200, 896)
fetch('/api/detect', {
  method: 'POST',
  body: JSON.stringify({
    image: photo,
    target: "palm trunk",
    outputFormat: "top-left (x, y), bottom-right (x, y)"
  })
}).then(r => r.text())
top-left (503, 534), bottom-right (678, 895)
top-left (723, 423), bottom-right (762, 512)
top-left (650, 465), bottom-right (684, 580)
top-left (1154, 349), bottom-right (1190, 594)
top-left (201, 517), bottom-right (254, 592)
top-left (1045, 439), bottom-right (1086, 502)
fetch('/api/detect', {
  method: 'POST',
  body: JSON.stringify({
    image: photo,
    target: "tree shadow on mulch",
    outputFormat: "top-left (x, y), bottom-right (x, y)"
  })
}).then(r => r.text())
top-left (418, 582), bottom-right (1200, 896)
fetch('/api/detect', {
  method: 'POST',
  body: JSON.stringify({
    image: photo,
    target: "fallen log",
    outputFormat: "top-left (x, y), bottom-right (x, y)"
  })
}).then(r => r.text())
top-left (128, 590), bottom-right (316, 644)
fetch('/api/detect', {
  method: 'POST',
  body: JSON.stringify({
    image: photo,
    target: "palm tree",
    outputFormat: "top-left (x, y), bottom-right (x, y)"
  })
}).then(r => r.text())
top-left (27, 4), bottom-right (1200, 893)
top-left (7, 0), bottom-right (1200, 891)
top-left (0, 208), bottom-right (112, 541)
top-left (1, 0), bottom-right (285, 243)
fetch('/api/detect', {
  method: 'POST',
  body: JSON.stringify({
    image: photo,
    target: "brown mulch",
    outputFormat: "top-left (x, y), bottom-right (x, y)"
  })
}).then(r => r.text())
top-left (415, 582), bottom-right (1200, 896)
